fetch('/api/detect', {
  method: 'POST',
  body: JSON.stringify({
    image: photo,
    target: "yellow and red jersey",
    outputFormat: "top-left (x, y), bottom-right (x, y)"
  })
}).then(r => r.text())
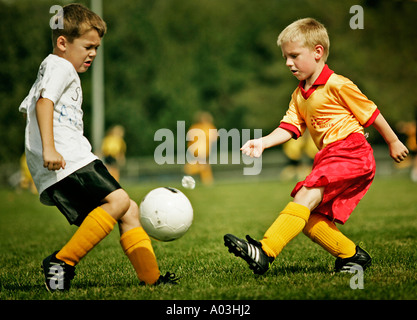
top-left (280, 65), bottom-right (380, 150)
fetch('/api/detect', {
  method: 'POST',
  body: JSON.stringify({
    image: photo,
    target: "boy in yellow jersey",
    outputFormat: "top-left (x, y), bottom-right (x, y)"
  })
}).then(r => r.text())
top-left (101, 125), bottom-right (127, 181)
top-left (224, 18), bottom-right (409, 274)
top-left (19, 4), bottom-right (177, 291)
top-left (184, 112), bottom-right (218, 185)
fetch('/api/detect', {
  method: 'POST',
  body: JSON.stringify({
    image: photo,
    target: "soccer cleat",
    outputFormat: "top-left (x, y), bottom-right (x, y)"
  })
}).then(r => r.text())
top-left (224, 234), bottom-right (274, 275)
top-left (155, 272), bottom-right (180, 285)
top-left (334, 245), bottom-right (372, 272)
top-left (140, 272), bottom-right (180, 286)
top-left (42, 251), bottom-right (76, 292)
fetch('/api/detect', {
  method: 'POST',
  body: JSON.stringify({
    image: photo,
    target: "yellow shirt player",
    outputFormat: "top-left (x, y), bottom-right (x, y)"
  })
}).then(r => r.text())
top-left (224, 18), bottom-right (408, 275)
top-left (185, 112), bottom-right (218, 185)
top-left (101, 125), bottom-right (127, 181)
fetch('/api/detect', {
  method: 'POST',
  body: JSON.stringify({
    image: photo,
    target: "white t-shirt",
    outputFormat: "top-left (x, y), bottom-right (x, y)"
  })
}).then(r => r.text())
top-left (19, 54), bottom-right (98, 205)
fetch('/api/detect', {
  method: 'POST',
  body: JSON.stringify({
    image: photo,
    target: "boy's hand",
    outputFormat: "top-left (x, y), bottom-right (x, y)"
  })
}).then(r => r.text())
top-left (388, 140), bottom-right (409, 163)
top-left (43, 148), bottom-right (66, 171)
top-left (241, 138), bottom-right (264, 158)
top-left (372, 113), bottom-right (409, 163)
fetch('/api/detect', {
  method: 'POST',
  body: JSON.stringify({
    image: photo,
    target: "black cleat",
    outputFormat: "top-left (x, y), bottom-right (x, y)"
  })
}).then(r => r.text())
top-left (154, 272), bottom-right (180, 285)
top-left (140, 272), bottom-right (180, 286)
top-left (334, 245), bottom-right (372, 272)
top-left (224, 234), bottom-right (274, 275)
top-left (42, 251), bottom-right (75, 292)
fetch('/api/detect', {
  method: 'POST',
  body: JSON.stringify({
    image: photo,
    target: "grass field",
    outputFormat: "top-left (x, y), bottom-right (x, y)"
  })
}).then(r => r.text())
top-left (1, 176), bottom-right (416, 304)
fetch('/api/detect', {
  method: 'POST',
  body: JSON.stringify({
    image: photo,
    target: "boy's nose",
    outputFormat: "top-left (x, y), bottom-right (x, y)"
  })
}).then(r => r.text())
top-left (286, 58), bottom-right (293, 67)
top-left (89, 49), bottom-right (97, 57)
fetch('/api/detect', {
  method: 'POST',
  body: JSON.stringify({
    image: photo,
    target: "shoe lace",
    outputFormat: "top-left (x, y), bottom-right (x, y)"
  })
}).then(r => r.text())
top-left (246, 235), bottom-right (262, 248)
top-left (246, 235), bottom-right (275, 264)
top-left (45, 261), bottom-right (75, 291)
top-left (157, 272), bottom-right (180, 285)
top-left (48, 261), bottom-right (75, 278)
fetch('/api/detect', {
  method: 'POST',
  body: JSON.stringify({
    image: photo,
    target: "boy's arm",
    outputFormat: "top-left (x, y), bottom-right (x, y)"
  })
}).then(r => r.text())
top-left (372, 113), bottom-right (409, 163)
top-left (241, 127), bottom-right (292, 158)
top-left (36, 97), bottom-right (66, 171)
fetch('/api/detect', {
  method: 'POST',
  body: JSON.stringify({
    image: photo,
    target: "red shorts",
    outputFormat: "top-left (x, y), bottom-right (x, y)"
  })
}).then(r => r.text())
top-left (291, 133), bottom-right (376, 224)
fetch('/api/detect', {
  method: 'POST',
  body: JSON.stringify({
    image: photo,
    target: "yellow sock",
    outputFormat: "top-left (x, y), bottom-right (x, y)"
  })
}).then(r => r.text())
top-left (120, 227), bottom-right (160, 285)
top-left (56, 207), bottom-right (116, 266)
top-left (260, 202), bottom-right (310, 258)
top-left (303, 213), bottom-right (356, 258)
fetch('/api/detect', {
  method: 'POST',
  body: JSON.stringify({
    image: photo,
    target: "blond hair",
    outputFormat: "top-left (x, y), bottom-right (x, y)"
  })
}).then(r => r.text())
top-left (52, 3), bottom-right (107, 47)
top-left (277, 18), bottom-right (330, 62)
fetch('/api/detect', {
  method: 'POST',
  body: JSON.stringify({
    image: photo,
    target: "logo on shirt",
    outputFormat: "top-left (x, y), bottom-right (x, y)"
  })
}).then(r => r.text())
top-left (71, 87), bottom-right (80, 101)
top-left (311, 116), bottom-right (334, 129)
top-left (58, 104), bottom-right (82, 130)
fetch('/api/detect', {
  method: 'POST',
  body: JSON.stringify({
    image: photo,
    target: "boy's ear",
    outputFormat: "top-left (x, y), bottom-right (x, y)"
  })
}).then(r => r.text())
top-left (314, 45), bottom-right (324, 61)
top-left (55, 35), bottom-right (68, 52)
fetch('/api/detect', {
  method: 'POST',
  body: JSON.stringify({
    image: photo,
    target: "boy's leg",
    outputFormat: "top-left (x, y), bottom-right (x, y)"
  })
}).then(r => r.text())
top-left (56, 189), bottom-right (129, 266)
top-left (260, 186), bottom-right (323, 258)
top-left (119, 200), bottom-right (161, 285)
top-left (260, 202), bottom-right (310, 257)
top-left (56, 206), bottom-right (117, 266)
top-left (224, 201), bottom-right (310, 274)
top-left (303, 213), bottom-right (356, 259)
top-left (224, 186), bottom-right (323, 274)
top-left (303, 213), bottom-right (372, 272)
top-left (200, 164), bottom-right (214, 185)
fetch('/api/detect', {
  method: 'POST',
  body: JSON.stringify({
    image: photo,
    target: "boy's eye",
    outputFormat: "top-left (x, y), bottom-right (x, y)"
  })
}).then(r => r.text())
top-left (283, 54), bottom-right (298, 60)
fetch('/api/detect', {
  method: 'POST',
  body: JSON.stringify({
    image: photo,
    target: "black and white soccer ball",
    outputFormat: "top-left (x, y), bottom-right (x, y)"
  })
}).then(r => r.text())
top-left (139, 187), bottom-right (193, 241)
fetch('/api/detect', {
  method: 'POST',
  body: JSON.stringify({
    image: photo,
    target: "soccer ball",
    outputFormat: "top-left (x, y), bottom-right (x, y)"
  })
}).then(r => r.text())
top-left (139, 187), bottom-right (193, 241)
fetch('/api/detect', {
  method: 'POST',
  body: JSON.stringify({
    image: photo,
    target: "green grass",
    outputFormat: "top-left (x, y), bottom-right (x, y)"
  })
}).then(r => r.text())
top-left (0, 177), bottom-right (416, 301)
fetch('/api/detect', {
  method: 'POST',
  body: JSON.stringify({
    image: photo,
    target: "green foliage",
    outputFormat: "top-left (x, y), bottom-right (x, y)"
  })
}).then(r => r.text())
top-left (1, 0), bottom-right (417, 161)
top-left (0, 177), bottom-right (416, 301)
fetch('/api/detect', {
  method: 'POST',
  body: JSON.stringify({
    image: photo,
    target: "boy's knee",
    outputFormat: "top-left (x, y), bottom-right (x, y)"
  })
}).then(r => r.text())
top-left (117, 190), bottom-right (131, 213)
top-left (103, 189), bottom-right (130, 220)
top-left (302, 213), bottom-right (330, 240)
top-left (118, 200), bottom-right (140, 232)
top-left (303, 215), bottom-right (317, 239)
top-left (126, 199), bottom-right (139, 220)
top-left (293, 186), bottom-right (324, 211)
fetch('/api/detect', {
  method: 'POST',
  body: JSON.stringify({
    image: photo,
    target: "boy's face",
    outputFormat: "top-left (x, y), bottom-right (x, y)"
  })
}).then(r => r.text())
top-left (56, 29), bottom-right (102, 73)
top-left (281, 40), bottom-right (322, 83)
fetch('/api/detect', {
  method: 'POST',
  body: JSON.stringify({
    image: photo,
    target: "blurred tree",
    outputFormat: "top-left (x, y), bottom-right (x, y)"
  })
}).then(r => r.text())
top-left (1, 0), bottom-right (416, 164)
top-left (0, 1), bottom-right (53, 162)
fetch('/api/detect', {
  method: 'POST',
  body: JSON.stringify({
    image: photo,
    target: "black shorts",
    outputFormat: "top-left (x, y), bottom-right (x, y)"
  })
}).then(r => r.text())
top-left (44, 160), bottom-right (121, 226)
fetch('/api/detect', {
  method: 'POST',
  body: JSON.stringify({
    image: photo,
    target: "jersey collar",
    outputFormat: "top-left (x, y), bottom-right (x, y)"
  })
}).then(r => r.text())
top-left (298, 64), bottom-right (334, 99)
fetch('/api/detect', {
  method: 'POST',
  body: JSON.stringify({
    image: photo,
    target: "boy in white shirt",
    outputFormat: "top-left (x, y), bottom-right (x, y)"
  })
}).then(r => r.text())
top-left (19, 3), bottom-right (178, 291)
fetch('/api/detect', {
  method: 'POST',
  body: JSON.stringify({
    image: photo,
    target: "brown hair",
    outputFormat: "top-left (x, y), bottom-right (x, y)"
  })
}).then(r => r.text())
top-left (277, 18), bottom-right (330, 62)
top-left (51, 3), bottom-right (106, 47)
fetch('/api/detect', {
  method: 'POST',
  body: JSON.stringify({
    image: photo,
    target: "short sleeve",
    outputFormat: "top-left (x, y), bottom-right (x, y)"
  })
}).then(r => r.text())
top-left (279, 93), bottom-right (306, 139)
top-left (40, 60), bottom-right (72, 105)
top-left (336, 81), bottom-right (378, 127)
